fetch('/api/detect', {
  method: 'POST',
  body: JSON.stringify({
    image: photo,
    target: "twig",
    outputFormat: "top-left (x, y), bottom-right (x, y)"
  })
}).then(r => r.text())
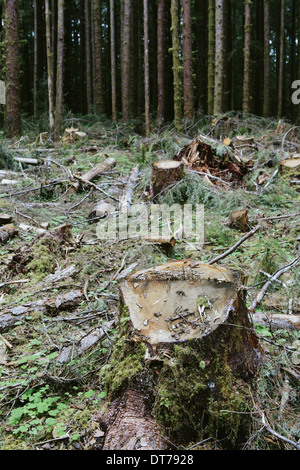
top-left (208, 225), bottom-right (260, 265)
top-left (250, 256), bottom-right (300, 312)
top-left (261, 412), bottom-right (300, 450)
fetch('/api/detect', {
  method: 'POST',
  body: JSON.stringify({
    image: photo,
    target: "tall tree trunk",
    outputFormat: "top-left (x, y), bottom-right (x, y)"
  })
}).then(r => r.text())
top-left (214, 0), bottom-right (224, 115)
top-left (157, 0), bottom-right (165, 125)
top-left (144, 0), bottom-right (150, 137)
top-left (93, 0), bottom-right (104, 115)
top-left (243, 0), bottom-right (251, 114)
top-left (223, 0), bottom-right (231, 112)
top-left (110, 0), bottom-right (117, 121)
top-left (277, 0), bottom-right (285, 118)
top-left (208, 0), bottom-right (215, 115)
top-left (182, 0), bottom-right (194, 119)
top-left (121, 0), bottom-right (131, 122)
top-left (55, 0), bottom-right (64, 141)
top-left (5, 0), bottom-right (21, 137)
top-left (263, 0), bottom-right (270, 117)
top-left (34, 0), bottom-right (38, 120)
top-left (170, 0), bottom-right (182, 131)
top-left (85, 0), bottom-right (92, 114)
top-left (45, 0), bottom-right (55, 136)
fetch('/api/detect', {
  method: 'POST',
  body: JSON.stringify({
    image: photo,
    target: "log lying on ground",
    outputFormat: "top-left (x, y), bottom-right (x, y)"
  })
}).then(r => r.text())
top-left (119, 165), bottom-right (140, 213)
top-left (0, 224), bottom-right (17, 243)
top-left (88, 200), bottom-right (115, 223)
top-left (14, 157), bottom-right (39, 165)
top-left (252, 311), bottom-right (300, 332)
top-left (98, 260), bottom-right (264, 450)
top-left (72, 157), bottom-right (116, 192)
top-left (150, 161), bottom-right (184, 199)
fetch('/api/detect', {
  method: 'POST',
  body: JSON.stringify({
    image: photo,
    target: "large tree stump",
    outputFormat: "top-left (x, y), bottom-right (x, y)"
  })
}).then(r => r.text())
top-left (98, 260), bottom-right (264, 450)
top-left (150, 161), bottom-right (184, 199)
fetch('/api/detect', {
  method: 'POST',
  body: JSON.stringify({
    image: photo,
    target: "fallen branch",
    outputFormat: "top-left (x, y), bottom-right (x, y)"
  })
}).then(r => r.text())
top-left (250, 256), bottom-right (300, 313)
top-left (261, 413), bottom-right (300, 450)
top-left (208, 225), bottom-right (260, 265)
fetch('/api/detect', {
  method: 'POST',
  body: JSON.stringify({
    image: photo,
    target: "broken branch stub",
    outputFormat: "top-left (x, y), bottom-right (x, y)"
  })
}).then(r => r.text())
top-left (99, 260), bottom-right (263, 449)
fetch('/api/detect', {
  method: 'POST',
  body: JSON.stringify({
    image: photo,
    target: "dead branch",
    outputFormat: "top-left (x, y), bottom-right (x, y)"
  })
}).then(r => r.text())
top-left (208, 225), bottom-right (260, 265)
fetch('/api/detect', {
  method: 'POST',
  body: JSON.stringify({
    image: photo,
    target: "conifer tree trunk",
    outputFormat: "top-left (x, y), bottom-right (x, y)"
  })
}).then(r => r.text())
top-left (55, 0), bottom-right (64, 141)
top-left (243, 0), bottom-right (251, 114)
top-left (85, 0), bottom-right (92, 114)
top-left (208, 0), bottom-right (215, 115)
top-left (5, 0), bottom-right (21, 137)
top-left (121, 0), bottom-right (131, 122)
top-left (182, 0), bottom-right (194, 119)
top-left (34, 0), bottom-right (38, 120)
top-left (157, 0), bottom-right (165, 125)
top-left (144, 0), bottom-right (150, 137)
top-left (110, 0), bottom-right (117, 121)
top-left (277, 0), bottom-right (285, 118)
top-left (45, 0), bottom-right (55, 136)
top-left (170, 0), bottom-right (182, 131)
top-left (263, 0), bottom-right (270, 117)
top-left (214, 0), bottom-right (224, 115)
top-left (93, 0), bottom-right (104, 115)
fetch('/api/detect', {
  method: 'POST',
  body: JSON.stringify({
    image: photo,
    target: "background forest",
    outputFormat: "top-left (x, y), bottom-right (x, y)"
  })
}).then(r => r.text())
top-left (1, 0), bottom-right (300, 137)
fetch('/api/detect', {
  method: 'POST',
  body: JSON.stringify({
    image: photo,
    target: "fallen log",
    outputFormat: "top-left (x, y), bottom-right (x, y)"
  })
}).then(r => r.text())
top-left (119, 165), bottom-right (140, 213)
top-left (150, 161), bottom-right (184, 199)
top-left (14, 157), bottom-right (39, 166)
top-left (72, 157), bottom-right (116, 192)
top-left (88, 200), bottom-right (115, 223)
top-left (98, 260), bottom-right (263, 449)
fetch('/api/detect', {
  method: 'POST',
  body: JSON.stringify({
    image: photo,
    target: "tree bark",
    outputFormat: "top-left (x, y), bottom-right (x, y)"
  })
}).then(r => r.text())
top-left (208, 0), bottom-right (215, 115)
top-left (170, 0), bottom-right (182, 131)
top-left (85, 0), bottom-right (92, 114)
top-left (144, 0), bottom-right (150, 137)
top-left (182, 0), bottom-right (194, 119)
top-left (93, 0), bottom-right (104, 115)
top-left (214, 0), bottom-right (224, 115)
top-left (45, 0), bottom-right (55, 136)
top-left (110, 0), bottom-right (117, 121)
top-left (55, 0), bottom-right (64, 141)
top-left (277, 0), bottom-right (285, 118)
top-left (243, 0), bottom-right (251, 114)
top-left (98, 261), bottom-right (263, 449)
top-left (263, 0), bottom-right (270, 117)
top-left (5, 0), bottom-right (21, 137)
top-left (157, 0), bottom-right (165, 125)
top-left (121, 0), bottom-right (132, 122)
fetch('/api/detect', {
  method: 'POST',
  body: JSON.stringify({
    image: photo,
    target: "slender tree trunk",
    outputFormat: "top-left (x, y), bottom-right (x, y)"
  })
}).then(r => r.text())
top-left (45, 0), bottom-right (55, 136)
top-left (110, 0), bottom-right (117, 121)
top-left (93, 0), bottom-right (104, 115)
top-left (263, 0), bottom-right (270, 117)
top-left (214, 0), bottom-right (224, 115)
top-left (121, 0), bottom-right (131, 122)
top-left (170, 0), bottom-right (182, 131)
top-left (182, 0), bottom-right (194, 119)
top-left (55, 0), bottom-right (64, 141)
top-left (144, 0), bottom-right (150, 137)
top-left (243, 0), bottom-right (251, 114)
top-left (208, 0), bottom-right (215, 115)
top-left (277, 0), bottom-right (285, 117)
top-left (223, 0), bottom-right (231, 112)
top-left (157, 0), bottom-right (165, 125)
top-left (85, 0), bottom-right (92, 114)
top-left (5, 0), bottom-right (21, 137)
top-left (34, 0), bottom-right (38, 120)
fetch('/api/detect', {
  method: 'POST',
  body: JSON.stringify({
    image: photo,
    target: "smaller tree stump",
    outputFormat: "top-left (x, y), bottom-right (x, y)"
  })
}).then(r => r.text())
top-left (150, 161), bottom-right (184, 199)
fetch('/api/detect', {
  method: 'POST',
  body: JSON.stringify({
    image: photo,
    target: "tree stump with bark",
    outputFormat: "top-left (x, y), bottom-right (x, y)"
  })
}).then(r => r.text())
top-left (97, 260), bottom-right (264, 450)
top-left (150, 161), bottom-right (184, 199)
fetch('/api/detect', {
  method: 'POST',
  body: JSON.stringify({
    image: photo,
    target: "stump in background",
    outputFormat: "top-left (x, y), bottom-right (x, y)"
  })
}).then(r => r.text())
top-left (98, 260), bottom-right (264, 450)
top-left (150, 161), bottom-right (184, 199)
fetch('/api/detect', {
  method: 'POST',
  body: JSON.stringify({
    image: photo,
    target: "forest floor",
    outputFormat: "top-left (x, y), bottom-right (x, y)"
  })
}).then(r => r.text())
top-left (0, 112), bottom-right (299, 451)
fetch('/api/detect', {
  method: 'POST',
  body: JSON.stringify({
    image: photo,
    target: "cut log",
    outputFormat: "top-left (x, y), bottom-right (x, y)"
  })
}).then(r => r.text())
top-left (19, 223), bottom-right (47, 236)
top-left (150, 161), bottom-right (184, 199)
top-left (119, 165), bottom-right (140, 213)
top-left (235, 135), bottom-right (255, 147)
top-left (227, 209), bottom-right (249, 232)
top-left (0, 213), bottom-right (12, 226)
top-left (14, 157), bottom-right (39, 165)
top-left (279, 157), bottom-right (300, 180)
top-left (0, 224), bottom-right (17, 243)
top-left (72, 157), bottom-right (116, 192)
top-left (252, 312), bottom-right (300, 332)
top-left (98, 260), bottom-right (264, 449)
